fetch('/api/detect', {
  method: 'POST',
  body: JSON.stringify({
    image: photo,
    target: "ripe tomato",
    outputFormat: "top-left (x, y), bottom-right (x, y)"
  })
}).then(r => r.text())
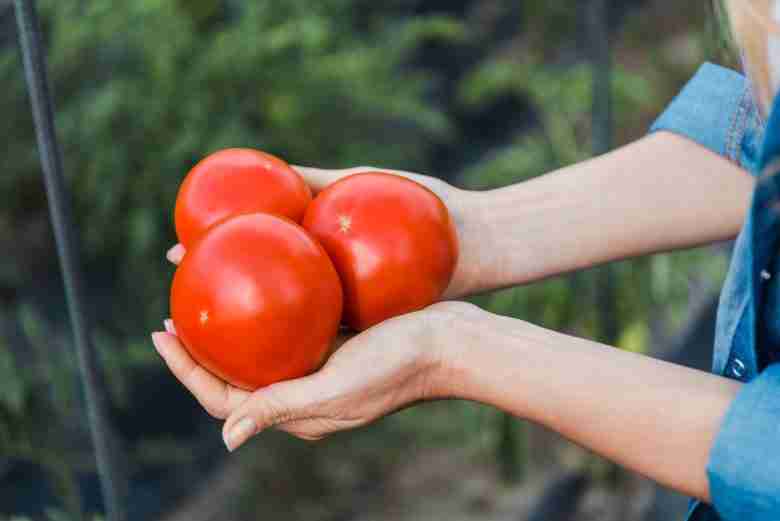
top-left (170, 213), bottom-right (343, 390)
top-left (303, 172), bottom-right (458, 331)
top-left (174, 148), bottom-right (312, 248)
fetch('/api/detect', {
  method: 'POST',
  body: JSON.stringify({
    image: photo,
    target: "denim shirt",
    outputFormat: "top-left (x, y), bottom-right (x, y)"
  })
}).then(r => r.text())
top-left (650, 63), bottom-right (780, 521)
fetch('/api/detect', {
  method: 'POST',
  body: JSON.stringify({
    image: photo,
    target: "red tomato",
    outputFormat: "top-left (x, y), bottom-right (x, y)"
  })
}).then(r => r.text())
top-left (170, 213), bottom-right (343, 390)
top-left (174, 148), bottom-right (312, 248)
top-left (302, 172), bottom-right (458, 331)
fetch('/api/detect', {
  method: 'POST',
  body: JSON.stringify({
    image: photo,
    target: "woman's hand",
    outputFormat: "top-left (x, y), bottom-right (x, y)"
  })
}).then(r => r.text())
top-left (152, 301), bottom-right (478, 451)
top-left (167, 165), bottom-right (486, 299)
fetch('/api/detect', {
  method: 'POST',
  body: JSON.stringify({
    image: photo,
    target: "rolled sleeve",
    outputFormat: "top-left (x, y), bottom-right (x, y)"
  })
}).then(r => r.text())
top-left (650, 63), bottom-right (761, 171)
top-left (707, 363), bottom-right (780, 521)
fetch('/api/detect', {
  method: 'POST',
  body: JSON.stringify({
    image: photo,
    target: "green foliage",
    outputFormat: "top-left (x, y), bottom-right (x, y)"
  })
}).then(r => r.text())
top-left (2, 511), bottom-right (104, 521)
top-left (1, 0), bottom-right (454, 330)
top-left (0, 339), bottom-right (25, 416)
top-left (0, 0), bottom-right (462, 421)
top-left (457, 33), bottom-right (726, 352)
top-left (0, 0), bottom-right (728, 514)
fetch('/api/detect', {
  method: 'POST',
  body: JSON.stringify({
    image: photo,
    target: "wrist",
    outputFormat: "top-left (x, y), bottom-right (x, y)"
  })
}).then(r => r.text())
top-left (429, 303), bottom-right (555, 422)
top-left (443, 188), bottom-right (492, 299)
top-left (424, 301), bottom-right (503, 400)
top-left (446, 181), bottom-right (560, 299)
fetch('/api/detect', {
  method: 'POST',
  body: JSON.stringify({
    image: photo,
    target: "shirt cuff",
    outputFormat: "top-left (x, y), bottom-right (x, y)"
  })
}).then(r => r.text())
top-left (707, 363), bottom-right (780, 521)
top-left (649, 63), bottom-right (760, 171)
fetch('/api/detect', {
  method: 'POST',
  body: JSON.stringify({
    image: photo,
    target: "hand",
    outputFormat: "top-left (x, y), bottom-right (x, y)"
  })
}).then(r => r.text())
top-left (167, 165), bottom-right (485, 299)
top-left (151, 301), bottom-right (479, 451)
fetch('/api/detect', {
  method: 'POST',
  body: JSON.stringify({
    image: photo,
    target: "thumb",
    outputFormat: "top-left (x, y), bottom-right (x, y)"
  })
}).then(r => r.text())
top-left (222, 372), bottom-right (326, 451)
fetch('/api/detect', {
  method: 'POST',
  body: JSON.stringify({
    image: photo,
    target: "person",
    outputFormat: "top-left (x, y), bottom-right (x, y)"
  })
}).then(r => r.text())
top-left (151, 2), bottom-right (780, 519)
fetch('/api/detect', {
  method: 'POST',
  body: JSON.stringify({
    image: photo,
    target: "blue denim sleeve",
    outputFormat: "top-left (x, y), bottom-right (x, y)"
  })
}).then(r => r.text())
top-left (650, 62), bottom-right (762, 172)
top-left (707, 363), bottom-right (780, 520)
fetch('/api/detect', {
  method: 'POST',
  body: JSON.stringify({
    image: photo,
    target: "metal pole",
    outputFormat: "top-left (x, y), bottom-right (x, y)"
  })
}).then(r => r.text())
top-left (589, 0), bottom-right (612, 157)
top-left (585, 0), bottom-right (619, 385)
top-left (586, 0), bottom-right (628, 498)
top-left (12, 2), bottom-right (126, 520)
top-left (586, 0), bottom-right (619, 347)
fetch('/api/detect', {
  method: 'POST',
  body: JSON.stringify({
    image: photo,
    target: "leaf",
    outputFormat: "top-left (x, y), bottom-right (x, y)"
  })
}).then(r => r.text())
top-left (0, 344), bottom-right (25, 415)
top-left (44, 508), bottom-right (75, 521)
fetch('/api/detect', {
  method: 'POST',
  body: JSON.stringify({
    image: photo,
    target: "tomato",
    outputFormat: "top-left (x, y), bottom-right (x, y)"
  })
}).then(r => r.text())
top-left (302, 172), bottom-right (458, 331)
top-left (174, 148), bottom-right (312, 248)
top-left (170, 213), bottom-right (343, 390)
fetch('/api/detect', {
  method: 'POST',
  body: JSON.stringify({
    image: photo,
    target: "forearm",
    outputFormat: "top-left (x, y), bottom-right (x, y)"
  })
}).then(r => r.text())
top-left (440, 307), bottom-right (742, 502)
top-left (461, 132), bottom-right (754, 293)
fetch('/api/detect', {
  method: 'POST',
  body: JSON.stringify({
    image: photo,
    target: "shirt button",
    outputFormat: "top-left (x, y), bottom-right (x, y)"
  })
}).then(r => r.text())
top-left (731, 358), bottom-right (746, 378)
top-left (761, 269), bottom-right (772, 281)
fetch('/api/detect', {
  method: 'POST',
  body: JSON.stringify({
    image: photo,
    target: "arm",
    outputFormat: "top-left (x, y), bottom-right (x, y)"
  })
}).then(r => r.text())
top-left (443, 304), bottom-right (742, 503)
top-left (443, 307), bottom-right (780, 518)
top-left (460, 131), bottom-right (753, 293)
top-left (152, 301), bottom-right (740, 503)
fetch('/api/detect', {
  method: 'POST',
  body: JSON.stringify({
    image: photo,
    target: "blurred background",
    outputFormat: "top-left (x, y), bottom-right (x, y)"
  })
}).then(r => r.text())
top-left (0, 1), bottom-right (738, 520)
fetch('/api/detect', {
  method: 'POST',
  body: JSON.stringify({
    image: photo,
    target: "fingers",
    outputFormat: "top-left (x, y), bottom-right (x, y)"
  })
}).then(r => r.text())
top-left (222, 372), bottom-right (329, 451)
top-left (291, 166), bottom-right (360, 193)
top-left (151, 331), bottom-right (249, 419)
top-left (167, 243), bottom-right (186, 265)
top-left (292, 165), bottom-right (446, 204)
top-left (164, 318), bottom-right (176, 335)
top-left (293, 165), bottom-right (413, 194)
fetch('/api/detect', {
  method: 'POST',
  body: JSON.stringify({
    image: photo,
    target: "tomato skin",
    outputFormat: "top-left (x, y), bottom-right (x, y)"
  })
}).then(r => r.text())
top-left (174, 148), bottom-right (312, 248)
top-left (302, 172), bottom-right (458, 331)
top-left (170, 213), bottom-right (343, 390)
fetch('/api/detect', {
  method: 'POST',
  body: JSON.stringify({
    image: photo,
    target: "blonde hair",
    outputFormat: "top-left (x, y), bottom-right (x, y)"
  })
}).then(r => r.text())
top-left (722, 0), bottom-right (777, 113)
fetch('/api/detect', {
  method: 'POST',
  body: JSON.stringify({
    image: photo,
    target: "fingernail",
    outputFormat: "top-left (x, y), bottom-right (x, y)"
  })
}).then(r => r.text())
top-left (224, 417), bottom-right (256, 452)
top-left (151, 332), bottom-right (168, 358)
top-left (166, 244), bottom-right (185, 264)
top-left (164, 319), bottom-right (176, 335)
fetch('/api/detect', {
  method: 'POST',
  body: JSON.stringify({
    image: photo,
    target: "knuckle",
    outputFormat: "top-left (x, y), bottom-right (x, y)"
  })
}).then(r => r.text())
top-left (279, 418), bottom-right (332, 442)
top-left (259, 387), bottom-right (292, 425)
top-left (183, 365), bottom-right (202, 387)
top-left (201, 400), bottom-right (227, 420)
